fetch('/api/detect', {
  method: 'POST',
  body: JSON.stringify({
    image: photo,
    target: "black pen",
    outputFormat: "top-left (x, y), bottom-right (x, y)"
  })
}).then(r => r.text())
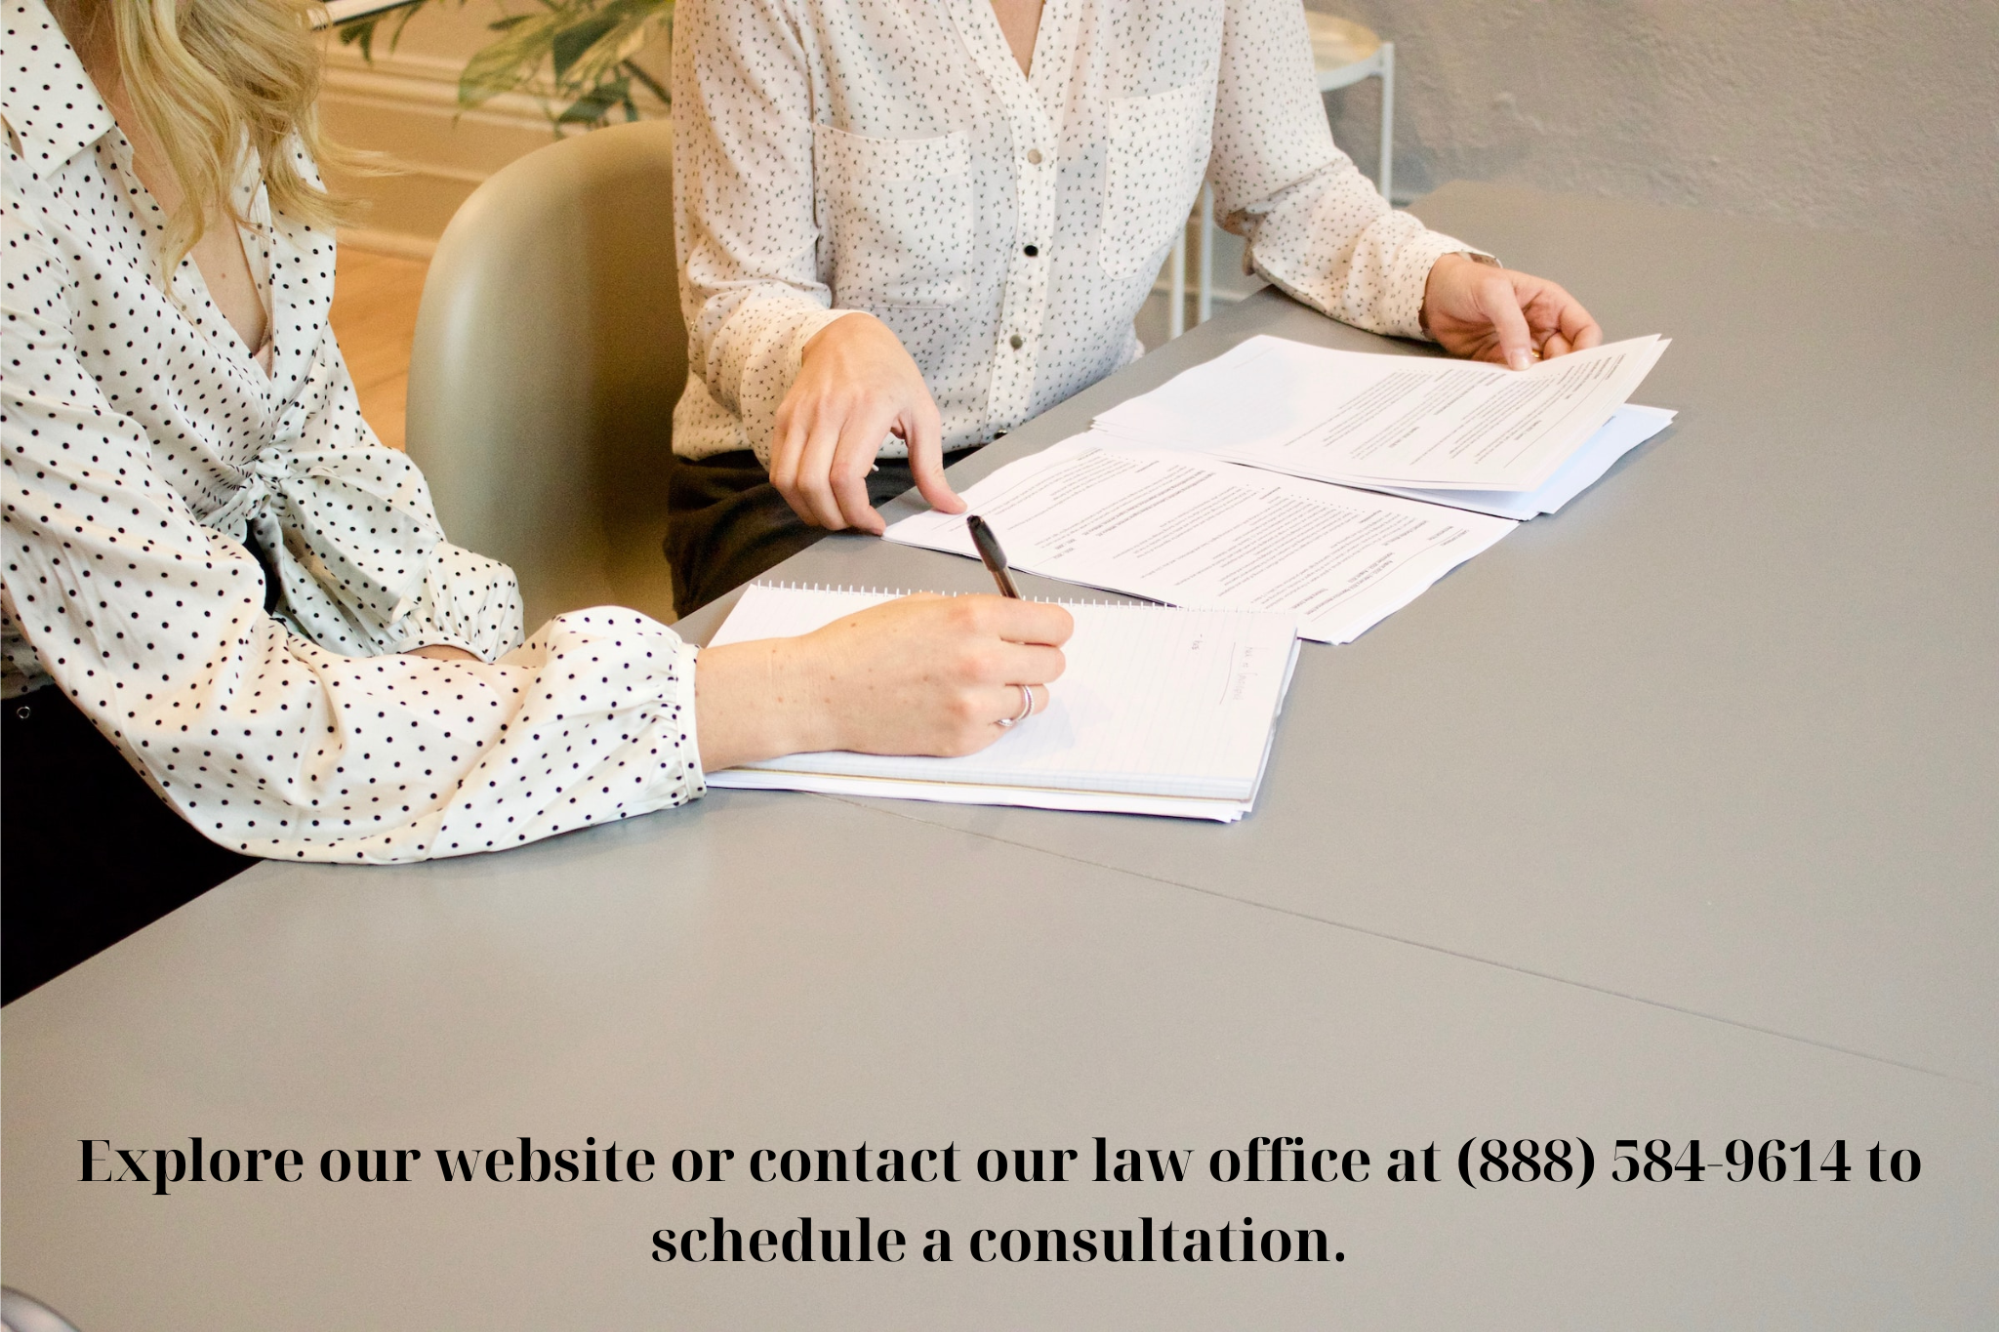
top-left (966, 515), bottom-right (1021, 599)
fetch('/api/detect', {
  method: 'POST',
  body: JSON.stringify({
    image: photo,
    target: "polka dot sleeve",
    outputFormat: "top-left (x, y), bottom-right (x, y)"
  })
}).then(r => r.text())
top-left (3, 173), bottom-right (705, 863)
top-left (671, 0), bottom-right (851, 467)
top-left (1212, 0), bottom-right (1478, 341)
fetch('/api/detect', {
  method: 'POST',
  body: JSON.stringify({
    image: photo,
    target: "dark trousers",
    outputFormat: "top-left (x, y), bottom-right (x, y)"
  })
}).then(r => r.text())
top-left (665, 448), bottom-right (976, 617)
top-left (2, 688), bottom-right (256, 1004)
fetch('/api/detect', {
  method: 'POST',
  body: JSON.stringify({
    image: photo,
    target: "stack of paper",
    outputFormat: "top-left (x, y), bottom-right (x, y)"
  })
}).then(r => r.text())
top-left (887, 435), bottom-right (1514, 644)
top-left (705, 584), bottom-right (1301, 822)
top-left (887, 333), bottom-right (1672, 638)
top-left (1357, 403), bottom-right (1676, 520)
top-left (1093, 333), bottom-right (1670, 496)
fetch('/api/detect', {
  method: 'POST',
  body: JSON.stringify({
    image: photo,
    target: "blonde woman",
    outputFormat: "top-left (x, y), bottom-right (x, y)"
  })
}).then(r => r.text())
top-left (0, 0), bottom-right (1070, 1001)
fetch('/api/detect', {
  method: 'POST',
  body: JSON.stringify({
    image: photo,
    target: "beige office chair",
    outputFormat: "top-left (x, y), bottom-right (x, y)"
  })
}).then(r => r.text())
top-left (405, 120), bottom-right (684, 629)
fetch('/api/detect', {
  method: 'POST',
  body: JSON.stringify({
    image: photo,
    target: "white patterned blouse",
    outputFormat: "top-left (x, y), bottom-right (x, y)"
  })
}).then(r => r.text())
top-left (670, 0), bottom-right (1481, 464)
top-left (2, 0), bottom-right (703, 863)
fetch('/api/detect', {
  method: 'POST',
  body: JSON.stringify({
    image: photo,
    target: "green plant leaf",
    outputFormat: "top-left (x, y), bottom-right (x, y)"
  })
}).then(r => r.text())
top-left (547, 4), bottom-right (663, 96)
top-left (335, 15), bottom-right (384, 61)
top-left (620, 57), bottom-right (669, 106)
top-left (551, 12), bottom-right (622, 80)
top-left (458, 7), bottom-right (572, 106)
top-left (453, 0), bottom-right (674, 117)
top-left (338, 0), bottom-right (438, 63)
top-left (556, 75), bottom-right (629, 125)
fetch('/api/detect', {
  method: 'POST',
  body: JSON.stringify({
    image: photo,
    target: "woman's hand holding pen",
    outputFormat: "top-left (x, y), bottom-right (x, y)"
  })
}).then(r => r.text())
top-left (695, 594), bottom-right (1072, 770)
top-left (770, 312), bottom-right (967, 535)
top-left (1421, 253), bottom-right (1603, 371)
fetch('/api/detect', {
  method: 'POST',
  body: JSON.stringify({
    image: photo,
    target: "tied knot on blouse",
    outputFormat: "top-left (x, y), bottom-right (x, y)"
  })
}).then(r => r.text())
top-left (201, 436), bottom-right (444, 628)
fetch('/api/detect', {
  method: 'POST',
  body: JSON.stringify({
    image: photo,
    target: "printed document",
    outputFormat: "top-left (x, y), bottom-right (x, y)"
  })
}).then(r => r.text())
top-left (1356, 403), bottom-right (1677, 520)
top-left (706, 585), bottom-right (1301, 821)
top-left (884, 434), bottom-right (1515, 644)
top-left (1093, 333), bottom-right (1669, 492)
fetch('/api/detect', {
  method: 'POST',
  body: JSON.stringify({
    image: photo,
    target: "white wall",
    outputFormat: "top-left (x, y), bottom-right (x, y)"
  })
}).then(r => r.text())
top-left (325, 1), bottom-right (1999, 257)
top-left (1315, 0), bottom-right (1999, 248)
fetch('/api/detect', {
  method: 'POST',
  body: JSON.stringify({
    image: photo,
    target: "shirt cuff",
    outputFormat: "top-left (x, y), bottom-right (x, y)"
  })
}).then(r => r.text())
top-left (1386, 230), bottom-right (1494, 343)
top-left (790, 306), bottom-right (855, 363)
top-left (667, 637), bottom-right (708, 800)
top-left (742, 304), bottom-right (858, 468)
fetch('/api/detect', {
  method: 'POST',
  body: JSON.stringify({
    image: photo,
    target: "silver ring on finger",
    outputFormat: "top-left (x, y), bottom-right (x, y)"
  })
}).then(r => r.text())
top-left (997, 683), bottom-right (1034, 729)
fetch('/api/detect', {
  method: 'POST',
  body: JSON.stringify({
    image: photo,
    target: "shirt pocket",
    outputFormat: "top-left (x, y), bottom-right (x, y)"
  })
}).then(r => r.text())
top-left (1099, 79), bottom-right (1210, 279)
top-left (814, 124), bottom-right (973, 306)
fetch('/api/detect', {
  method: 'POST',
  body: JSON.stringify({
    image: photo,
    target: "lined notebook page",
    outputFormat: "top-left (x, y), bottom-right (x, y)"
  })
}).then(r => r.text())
top-left (707, 585), bottom-right (1300, 802)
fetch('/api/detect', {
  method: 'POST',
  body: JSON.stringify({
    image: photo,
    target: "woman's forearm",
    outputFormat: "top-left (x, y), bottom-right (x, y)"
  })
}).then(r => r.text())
top-left (693, 594), bottom-right (1075, 772)
top-left (693, 637), bottom-right (824, 772)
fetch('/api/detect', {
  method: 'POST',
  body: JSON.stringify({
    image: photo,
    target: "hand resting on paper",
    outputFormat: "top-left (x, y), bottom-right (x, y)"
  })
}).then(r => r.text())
top-left (694, 594), bottom-right (1073, 770)
top-left (769, 312), bottom-right (968, 535)
top-left (1421, 253), bottom-right (1603, 371)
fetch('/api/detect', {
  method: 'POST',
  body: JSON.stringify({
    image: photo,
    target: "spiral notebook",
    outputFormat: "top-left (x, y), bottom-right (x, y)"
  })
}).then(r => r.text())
top-left (704, 584), bottom-right (1302, 822)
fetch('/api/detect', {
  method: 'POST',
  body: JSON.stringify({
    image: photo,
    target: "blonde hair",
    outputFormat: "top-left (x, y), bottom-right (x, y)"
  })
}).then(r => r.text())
top-left (103, 0), bottom-right (358, 268)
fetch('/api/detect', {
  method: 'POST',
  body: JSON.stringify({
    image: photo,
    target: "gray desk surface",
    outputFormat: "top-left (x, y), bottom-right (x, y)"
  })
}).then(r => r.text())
top-left (4, 183), bottom-right (1995, 1329)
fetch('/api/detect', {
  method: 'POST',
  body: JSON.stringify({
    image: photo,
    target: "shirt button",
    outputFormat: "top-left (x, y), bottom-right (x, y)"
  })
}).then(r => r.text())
top-left (1009, 334), bottom-right (1025, 350)
top-left (1023, 244), bottom-right (1039, 257)
top-left (1026, 149), bottom-right (1044, 165)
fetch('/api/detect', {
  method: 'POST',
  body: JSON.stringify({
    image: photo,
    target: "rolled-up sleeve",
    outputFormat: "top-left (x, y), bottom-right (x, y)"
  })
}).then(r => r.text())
top-left (3, 211), bottom-right (705, 863)
top-left (672, 0), bottom-right (849, 463)
top-left (1210, 0), bottom-right (1478, 340)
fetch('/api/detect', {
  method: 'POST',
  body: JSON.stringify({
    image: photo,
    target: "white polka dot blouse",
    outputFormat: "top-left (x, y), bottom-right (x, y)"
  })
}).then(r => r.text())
top-left (670, 0), bottom-right (1481, 465)
top-left (2, 0), bottom-right (704, 864)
